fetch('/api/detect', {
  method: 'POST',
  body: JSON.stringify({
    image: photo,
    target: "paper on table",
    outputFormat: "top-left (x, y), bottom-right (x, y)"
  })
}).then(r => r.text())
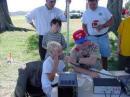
top-left (99, 69), bottom-right (113, 78)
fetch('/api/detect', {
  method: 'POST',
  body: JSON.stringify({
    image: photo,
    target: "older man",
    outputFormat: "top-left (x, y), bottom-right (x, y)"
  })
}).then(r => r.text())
top-left (82, 0), bottom-right (113, 70)
top-left (26, 0), bottom-right (71, 60)
top-left (65, 29), bottom-right (102, 78)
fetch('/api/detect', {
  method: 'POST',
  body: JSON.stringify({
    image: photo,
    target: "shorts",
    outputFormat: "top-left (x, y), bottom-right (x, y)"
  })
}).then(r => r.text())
top-left (87, 34), bottom-right (111, 57)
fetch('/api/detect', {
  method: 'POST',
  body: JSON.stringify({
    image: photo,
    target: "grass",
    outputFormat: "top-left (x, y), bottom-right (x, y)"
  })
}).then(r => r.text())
top-left (0, 16), bottom-right (118, 97)
top-left (0, 32), bottom-right (39, 63)
top-left (0, 16), bottom-right (83, 97)
top-left (0, 16), bottom-right (37, 97)
top-left (0, 18), bottom-right (82, 63)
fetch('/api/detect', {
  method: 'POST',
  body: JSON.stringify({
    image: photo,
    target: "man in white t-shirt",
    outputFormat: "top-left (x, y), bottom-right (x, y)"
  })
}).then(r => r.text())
top-left (41, 41), bottom-right (65, 97)
top-left (26, 0), bottom-right (71, 60)
top-left (82, 0), bottom-right (113, 70)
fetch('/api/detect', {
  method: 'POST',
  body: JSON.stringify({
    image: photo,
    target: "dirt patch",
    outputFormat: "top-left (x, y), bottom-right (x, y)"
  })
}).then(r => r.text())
top-left (0, 63), bottom-right (19, 97)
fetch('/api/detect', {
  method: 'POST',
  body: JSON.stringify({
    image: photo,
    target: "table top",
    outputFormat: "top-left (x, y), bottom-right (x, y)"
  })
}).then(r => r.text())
top-left (110, 71), bottom-right (130, 76)
top-left (51, 71), bottom-right (130, 97)
top-left (51, 84), bottom-right (129, 97)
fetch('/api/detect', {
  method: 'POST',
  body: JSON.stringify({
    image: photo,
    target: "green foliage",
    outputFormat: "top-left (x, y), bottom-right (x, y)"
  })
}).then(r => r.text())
top-left (69, 41), bottom-right (74, 48)
top-left (26, 34), bottom-right (38, 51)
top-left (108, 32), bottom-right (119, 70)
top-left (125, 1), bottom-right (130, 10)
top-left (108, 39), bottom-right (118, 70)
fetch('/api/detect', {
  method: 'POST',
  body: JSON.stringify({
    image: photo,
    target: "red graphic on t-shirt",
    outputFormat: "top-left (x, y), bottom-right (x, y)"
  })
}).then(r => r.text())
top-left (92, 20), bottom-right (99, 28)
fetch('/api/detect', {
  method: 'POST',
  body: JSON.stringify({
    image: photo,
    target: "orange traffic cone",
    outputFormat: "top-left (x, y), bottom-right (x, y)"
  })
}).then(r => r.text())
top-left (0, 60), bottom-right (1, 65)
top-left (7, 52), bottom-right (13, 64)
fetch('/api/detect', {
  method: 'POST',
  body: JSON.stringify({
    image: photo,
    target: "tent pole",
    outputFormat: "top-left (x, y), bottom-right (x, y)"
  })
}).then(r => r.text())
top-left (66, 0), bottom-right (70, 70)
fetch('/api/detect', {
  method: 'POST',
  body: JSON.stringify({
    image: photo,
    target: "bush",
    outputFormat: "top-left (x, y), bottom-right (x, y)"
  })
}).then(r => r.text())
top-left (108, 32), bottom-right (119, 70)
top-left (26, 34), bottom-right (38, 51)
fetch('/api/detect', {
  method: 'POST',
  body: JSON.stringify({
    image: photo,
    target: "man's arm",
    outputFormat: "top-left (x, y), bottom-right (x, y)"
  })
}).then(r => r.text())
top-left (61, 34), bottom-right (67, 49)
top-left (79, 55), bottom-right (97, 66)
top-left (25, 9), bottom-right (36, 29)
top-left (97, 16), bottom-right (114, 31)
top-left (29, 22), bottom-right (36, 29)
top-left (47, 49), bottom-right (59, 81)
top-left (73, 66), bottom-right (99, 78)
top-left (102, 16), bottom-right (114, 28)
top-left (82, 23), bottom-right (88, 34)
top-left (42, 35), bottom-right (47, 49)
top-left (65, 51), bottom-right (97, 66)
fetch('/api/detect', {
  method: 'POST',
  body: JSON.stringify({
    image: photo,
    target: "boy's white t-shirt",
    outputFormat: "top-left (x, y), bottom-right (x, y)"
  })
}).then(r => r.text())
top-left (82, 7), bottom-right (112, 35)
top-left (41, 56), bottom-right (65, 88)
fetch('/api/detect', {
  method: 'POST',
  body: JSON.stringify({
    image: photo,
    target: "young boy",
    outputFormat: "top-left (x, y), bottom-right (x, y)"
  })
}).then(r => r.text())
top-left (42, 18), bottom-right (66, 59)
top-left (41, 41), bottom-right (65, 97)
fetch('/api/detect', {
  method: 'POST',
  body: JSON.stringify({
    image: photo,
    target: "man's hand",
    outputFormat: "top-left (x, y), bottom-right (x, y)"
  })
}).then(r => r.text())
top-left (89, 71), bottom-right (99, 78)
top-left (64, 56), bottom-right (76, 64)
top-left (52, 48), bottom-right (59, 67)
top-left (96, 16), bottom-right (114, 32)
top-left (96, 24), bottom-right (104, 32)
top-left (30, 22), bottom-right (36, 29)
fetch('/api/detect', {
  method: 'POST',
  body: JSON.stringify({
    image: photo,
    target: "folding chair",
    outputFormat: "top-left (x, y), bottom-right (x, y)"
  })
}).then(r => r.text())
top-left (14, 61), bottom-right (46, 97)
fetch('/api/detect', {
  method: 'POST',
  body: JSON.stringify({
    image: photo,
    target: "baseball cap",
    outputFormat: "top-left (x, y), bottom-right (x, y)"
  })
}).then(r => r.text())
top-left (73, 29), bottom-right (87, 44)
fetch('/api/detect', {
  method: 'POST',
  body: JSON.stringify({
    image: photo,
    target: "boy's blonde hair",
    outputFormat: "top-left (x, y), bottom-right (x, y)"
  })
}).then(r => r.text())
top-left (47, 41), bottom-right (62, 55)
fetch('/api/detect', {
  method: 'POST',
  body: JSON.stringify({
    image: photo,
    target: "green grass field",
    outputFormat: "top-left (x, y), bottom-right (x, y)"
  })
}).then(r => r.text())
top-left (0, 16), bottom-right (118, 97)
top-left (0, 17), bottom-right (82, 64)
top-left (0, 16), bottom-right (83, 97)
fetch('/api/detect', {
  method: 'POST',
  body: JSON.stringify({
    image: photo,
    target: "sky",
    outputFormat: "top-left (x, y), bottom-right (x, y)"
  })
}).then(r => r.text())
top-left (7, 0), bottom-right (128, 12)
top-left (7, 0), bottom-right (108, 12)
